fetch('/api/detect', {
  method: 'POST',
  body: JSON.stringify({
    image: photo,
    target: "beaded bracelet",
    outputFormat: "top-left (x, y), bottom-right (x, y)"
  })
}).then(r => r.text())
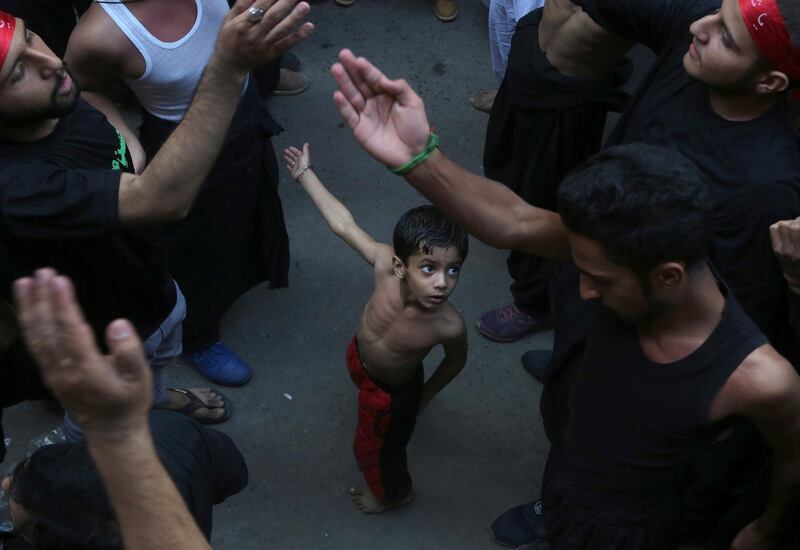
top-left (388, 132), bottom-right (440, 175)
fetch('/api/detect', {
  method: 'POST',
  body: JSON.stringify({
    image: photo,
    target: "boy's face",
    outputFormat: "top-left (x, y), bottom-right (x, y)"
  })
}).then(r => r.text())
top-left (394, 246), bottom-right (464, 309)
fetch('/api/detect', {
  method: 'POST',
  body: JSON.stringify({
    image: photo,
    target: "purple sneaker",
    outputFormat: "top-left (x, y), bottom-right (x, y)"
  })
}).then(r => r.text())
top-left (183, 342), bottom-right (252, 386)
top-left (476, 303), bottom-right (551, 342)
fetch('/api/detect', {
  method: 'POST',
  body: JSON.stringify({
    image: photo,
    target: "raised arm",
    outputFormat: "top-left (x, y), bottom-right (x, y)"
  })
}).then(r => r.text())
top-left (14, 269), bottom-right (210, 550)
top-left (284, 143), bottom-right (389, 265)
top-left (116, 0), bottom-right (313, 225)
top-left (330, 49), bottom-right (571, 261)
top-left (713, 346), bottom-right (800, 548)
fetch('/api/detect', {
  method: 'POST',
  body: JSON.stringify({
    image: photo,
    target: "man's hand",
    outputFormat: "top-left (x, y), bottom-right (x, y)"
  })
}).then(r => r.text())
top-left (332, 49), bottom-right (432, 168)
top-left (215, 0), bottom-right (314, 75)
top-left (283, 142), bottom-right (312, 181)
top-left (731, 519), bottom-right (775, 550)
top-left (14, 269), bottom-right (152, 439)
top-left (770, 218), bottom-right (800, 294)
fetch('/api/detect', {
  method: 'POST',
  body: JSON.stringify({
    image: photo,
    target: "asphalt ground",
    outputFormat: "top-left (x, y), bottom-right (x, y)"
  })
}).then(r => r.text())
top-left (1, 1), bottom-right (629, 548)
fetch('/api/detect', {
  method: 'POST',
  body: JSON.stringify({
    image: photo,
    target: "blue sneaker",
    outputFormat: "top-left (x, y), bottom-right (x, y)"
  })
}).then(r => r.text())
top-left (183, 342), bottom-right (252, 386)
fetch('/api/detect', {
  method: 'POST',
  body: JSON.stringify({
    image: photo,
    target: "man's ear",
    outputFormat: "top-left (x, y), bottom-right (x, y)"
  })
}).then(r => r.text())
top-left (392, 255), bottom-right (406, 279)
top-left (651, 261), bottom-right (686, 291)
top-left (755, 70), bottom-right (790, 95)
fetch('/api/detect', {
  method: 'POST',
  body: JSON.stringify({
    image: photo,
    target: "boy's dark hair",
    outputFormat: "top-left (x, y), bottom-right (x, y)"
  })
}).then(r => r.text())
top-left (392, 205), bottom-right (469, 264)
top-left (9, 443), bottom-right (123, 550)
top-left (557, 144), bottom-right (712, 276)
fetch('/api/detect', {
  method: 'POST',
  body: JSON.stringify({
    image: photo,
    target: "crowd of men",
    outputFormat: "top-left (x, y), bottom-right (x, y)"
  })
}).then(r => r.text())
top-left (0, 0), bottom-right (800, 549)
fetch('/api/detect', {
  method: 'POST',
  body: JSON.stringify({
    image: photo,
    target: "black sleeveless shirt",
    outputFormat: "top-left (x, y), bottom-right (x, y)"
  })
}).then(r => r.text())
top-left (542, 284), bottom-right (767, 548)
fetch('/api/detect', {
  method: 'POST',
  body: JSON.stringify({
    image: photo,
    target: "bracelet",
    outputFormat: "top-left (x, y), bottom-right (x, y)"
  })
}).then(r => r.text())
top-left (388, 132), bottom-right (440, 175)
top-left (294, 164), bottom-right (313, 182)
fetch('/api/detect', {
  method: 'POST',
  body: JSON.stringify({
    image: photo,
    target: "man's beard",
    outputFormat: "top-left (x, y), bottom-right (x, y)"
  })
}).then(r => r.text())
top-left (0, 66), bottom-right (80, 125)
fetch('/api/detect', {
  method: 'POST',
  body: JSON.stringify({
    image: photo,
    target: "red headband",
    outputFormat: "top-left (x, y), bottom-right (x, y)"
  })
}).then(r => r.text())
top-left (0, 11), bottom-right (15, 74)
top-left (739, 0), bottom-right (800, 81)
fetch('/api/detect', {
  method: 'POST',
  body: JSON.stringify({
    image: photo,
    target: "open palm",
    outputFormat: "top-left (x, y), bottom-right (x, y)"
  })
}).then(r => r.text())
top-left (332, 50), bottom-right (431, 168)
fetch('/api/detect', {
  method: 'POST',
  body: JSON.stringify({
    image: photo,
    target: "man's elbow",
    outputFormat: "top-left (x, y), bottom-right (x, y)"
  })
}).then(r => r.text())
top-left (154, 200), bottom-right (192, 223)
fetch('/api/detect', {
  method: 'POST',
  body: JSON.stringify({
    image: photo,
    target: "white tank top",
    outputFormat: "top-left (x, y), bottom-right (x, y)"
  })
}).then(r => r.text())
top-left (99, 0), bottom-right (241, 122)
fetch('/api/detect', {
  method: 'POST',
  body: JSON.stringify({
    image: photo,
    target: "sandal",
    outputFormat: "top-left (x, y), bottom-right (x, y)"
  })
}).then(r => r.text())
top-left (164, 388), bottom-right (231, 425)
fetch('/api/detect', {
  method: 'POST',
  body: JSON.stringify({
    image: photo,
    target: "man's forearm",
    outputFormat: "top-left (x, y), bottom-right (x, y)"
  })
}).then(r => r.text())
top-left (118, 56), bottom-right (246, 224)
top-left (87, 427), bottom-right (211, 550)
top-left (405, 151), bottom-right (570, 260)
top-left (755, 454), bottom-right (800, 533)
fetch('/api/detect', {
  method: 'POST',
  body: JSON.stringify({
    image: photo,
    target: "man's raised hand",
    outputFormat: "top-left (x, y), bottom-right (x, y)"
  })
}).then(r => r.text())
top-left (332, 49), bottom-right (432, 168)
top-left (771, 218), bottom-right (800, 294)
top-left (216, 0), bottom-right (314, 75)
top-left (14, 269), bottom-right (152, 438)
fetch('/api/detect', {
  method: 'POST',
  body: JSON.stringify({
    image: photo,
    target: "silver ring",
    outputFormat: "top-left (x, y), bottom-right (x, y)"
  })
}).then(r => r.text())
top-left (248, 6), bottom-right (266, 23)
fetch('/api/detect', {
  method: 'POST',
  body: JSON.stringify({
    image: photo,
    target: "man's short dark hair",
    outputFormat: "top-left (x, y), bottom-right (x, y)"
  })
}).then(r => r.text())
top-left (9, 443), bottom-right (123, 549)
top-left (557, 143), bottom-right (712, 275)
top-left (392, 205), bottom-right (469, 264)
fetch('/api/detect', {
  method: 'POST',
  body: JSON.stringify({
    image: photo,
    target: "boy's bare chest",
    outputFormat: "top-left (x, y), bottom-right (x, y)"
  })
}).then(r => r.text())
top-left (356, 296), bottom-right (446, 383)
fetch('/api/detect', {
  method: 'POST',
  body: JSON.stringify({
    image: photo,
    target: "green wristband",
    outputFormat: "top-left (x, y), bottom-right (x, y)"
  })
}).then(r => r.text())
top-left (388, 132), bottom-right (440, 175)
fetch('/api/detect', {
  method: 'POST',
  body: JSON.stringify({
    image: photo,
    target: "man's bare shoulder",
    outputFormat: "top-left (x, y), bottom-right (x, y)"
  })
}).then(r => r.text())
top-left (713, 345), bottom-right (800, 420)
top-left (68, 5), bottom-right (131, 67)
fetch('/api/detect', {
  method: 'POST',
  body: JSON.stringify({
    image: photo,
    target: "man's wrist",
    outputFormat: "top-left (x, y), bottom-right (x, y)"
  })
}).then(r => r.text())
top-left (205, 53), bottom-right (249, 90)
top-left (85, 417), bottom-right (150, 450)
top-left (389, 133), bottom-right (440, 175)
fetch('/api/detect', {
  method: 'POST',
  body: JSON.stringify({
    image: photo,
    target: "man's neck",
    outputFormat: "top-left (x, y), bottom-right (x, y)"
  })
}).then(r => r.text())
top-left (637, 266), bottom-right (726, 363)
top-left (0, 118), bottom-right (59, 142)
top-left (708, 88), bottom-right (778, 122)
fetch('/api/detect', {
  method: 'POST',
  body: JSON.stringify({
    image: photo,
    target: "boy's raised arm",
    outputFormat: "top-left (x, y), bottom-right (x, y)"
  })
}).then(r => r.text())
top-left (285, 143), bottom-right (388, 266)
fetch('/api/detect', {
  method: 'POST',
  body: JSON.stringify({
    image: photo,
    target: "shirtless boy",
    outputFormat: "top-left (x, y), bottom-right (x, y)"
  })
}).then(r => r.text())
top-left (284, 143), bottom-right (468, 514)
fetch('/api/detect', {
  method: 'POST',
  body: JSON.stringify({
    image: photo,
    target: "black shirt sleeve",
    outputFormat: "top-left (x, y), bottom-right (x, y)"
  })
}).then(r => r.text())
top-left (572, 0), bottom-right (718, 53)
top-left (0, 165), bottom-right (121, 239)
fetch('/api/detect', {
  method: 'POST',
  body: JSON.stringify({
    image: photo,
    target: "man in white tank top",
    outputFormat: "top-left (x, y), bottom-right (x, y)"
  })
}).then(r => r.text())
top-left (67, 0), bottom-right (300, 389)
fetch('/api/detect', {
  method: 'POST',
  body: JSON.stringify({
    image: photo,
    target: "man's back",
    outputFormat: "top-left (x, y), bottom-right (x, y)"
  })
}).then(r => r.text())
top-left (149, 410), bottom-right (248, 538)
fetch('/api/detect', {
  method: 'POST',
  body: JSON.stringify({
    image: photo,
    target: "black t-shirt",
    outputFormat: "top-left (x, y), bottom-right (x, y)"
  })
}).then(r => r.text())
top-left (150, 410), bottom-right (249, 539)
top-left (0, 100), bottom-right (175, 339)
top-left (571, 0), bottom-right (800, 361)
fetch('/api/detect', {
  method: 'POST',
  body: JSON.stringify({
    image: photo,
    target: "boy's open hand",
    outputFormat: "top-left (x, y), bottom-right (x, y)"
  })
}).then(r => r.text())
top-left (331, 49), bottom-right (431, 168)
top-left (283, 143), bottom-right (312, 181)
top-left (14, 269), bottom-right (152, 438)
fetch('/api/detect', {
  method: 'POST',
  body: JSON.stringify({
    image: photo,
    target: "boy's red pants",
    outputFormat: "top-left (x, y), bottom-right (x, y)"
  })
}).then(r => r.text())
top-left (346, 336), bottom-right (423, 502)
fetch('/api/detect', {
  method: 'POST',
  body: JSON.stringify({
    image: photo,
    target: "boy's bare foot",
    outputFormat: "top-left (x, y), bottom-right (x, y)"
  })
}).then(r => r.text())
top-left (349, 486), bottom-right (414, 514)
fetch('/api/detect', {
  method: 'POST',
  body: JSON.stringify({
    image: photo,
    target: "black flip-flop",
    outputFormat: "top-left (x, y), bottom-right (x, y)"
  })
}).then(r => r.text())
top-left (165, 388), bottom-right (232, 425)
